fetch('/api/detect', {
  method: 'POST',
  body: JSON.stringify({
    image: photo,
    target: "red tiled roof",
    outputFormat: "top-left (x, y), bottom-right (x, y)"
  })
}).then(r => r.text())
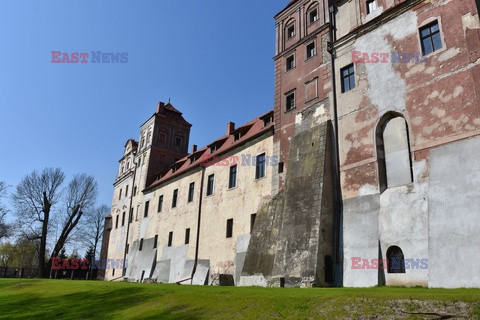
top-left (145, 109), bottom-right (274, 191)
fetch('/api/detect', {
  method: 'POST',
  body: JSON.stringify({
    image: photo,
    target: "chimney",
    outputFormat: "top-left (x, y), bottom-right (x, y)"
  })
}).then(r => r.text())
top-left (191, 144), bottom-right (197, 153)
top-left (226, 122), bottom-right (235, 135)
top-left (156, 101), bottom-right (165, 113)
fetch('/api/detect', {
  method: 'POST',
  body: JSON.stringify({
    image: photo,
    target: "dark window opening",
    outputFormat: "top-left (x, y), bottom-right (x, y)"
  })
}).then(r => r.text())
top-left (172, 189), bottom-right (178, 208)
top-left (121, 212), bottom-right (125, 227)
top-left (309, 9), bottom-right (318, 24)
top-left (226, 219), bottom-right (233, 238)
top-left (285, 91), bottom-right (295, 112)
top-left (206, 174), bottom-right (214, 196)
top-left (250, 213), bottom-right (256, 234)
top-left (175, 136), bottom-right (182, 146)
top-left (287, 25), bottom-right (295, 39)
top-left (324, 255), bottom-right (333, 283)
top-left (229, 165), bottom-right (237, 189)
top-left (126, 244), bottom-right (129, 254)
top-left (168, 232), bottom-right (173, 247)
top-left (133, 186), bottom-right (137, 196)
top-left (119, 188), bottom-right (122, 200)
top-left (139, 238), bottom-right (144, 251)
top-left (188, 182), bottom-right (195, 202)
top-left (185, 228), bottom-right (190, 244)
top-left (420, 21), bottom-right (442, 56)
top-left (278, 162), bottom-right (284, 174)
top-left (125, 185), bottom-right (129, 197)
top-left (341, 64), bottom-right (355, 93)
top-left (129, 208), bottom-right (133, 223)
top-left (158, 195), bottom-right (163, 212)
top-left (144, 201), bottom-right (149, 218)
top-left (263, 117), bottom-right (271, 127)
top-left (306, 42), bottom-right (316, 59)
top-left (286, 55), bottom-right (295, 71)
top-left (366, 0), bottom-right (377, 14)
top-left (115, 215), bottom-right (119, 229)
top-left (112, 269), bottom-right (115, 276)
top-left (387, 246), bottom-right (406, 273)
top-left (255, 153), bottom-right (266, 179)
top-left (153, 235), bottom-right (158, 249)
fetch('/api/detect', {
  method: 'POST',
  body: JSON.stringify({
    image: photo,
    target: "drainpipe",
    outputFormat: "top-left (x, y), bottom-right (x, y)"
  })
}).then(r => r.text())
top-left (123, 152), bottom-right (137, 277)
top-left (191, 165), bottom-right (206, 284)
top-left (328, 2), bottom-right (344, 287)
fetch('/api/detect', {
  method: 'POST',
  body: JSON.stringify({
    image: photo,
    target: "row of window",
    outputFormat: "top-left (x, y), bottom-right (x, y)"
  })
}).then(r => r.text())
top-left (283, 20), bottom-right (443, 111)
top-left (114, 156), bottom-right (266, 228)
top-left (340, 20), bottom-right (442, 93)
top-left (134, 214), bottom-right (257, 252)
top-left (285, 41), bottom-right (317, 72)
top-left (285, 5), bottom-right (320, 41)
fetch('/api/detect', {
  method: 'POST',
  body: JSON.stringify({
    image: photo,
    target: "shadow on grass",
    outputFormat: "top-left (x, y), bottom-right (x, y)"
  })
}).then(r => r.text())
top-left (0, 285), bottom-right (203, 320)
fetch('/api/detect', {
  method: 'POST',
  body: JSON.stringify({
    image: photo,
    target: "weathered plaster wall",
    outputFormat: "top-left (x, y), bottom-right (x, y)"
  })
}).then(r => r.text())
top-left (337, 0), bottom-right (480, 287)
top-left (428, 136), bottom-right (480, 288)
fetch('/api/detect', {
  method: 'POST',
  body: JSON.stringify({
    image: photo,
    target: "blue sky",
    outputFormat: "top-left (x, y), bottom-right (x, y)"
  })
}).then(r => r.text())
top-left (0, 0), bottom-right (287, 216)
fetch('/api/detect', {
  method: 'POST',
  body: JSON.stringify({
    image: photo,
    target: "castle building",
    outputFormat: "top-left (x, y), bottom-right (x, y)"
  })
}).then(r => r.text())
top-left (102, 0), bottom-right (480, 288)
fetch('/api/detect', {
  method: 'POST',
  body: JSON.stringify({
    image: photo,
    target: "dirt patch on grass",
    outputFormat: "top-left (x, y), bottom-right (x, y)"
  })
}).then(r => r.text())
top-left (343, 298), bottom-right (479, 319)
top-left (11, 283), bottom-right (33, 290)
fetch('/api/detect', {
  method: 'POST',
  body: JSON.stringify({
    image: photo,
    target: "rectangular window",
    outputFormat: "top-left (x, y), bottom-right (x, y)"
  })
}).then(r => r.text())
top-left (278, 162), bottom-right (284, 174)
top-left (286, 54), bottom-right (295, 71)
top-left (129, 208), bottom-right (133, 223)
top-left (341, 64), bottom-right (355, 93)
top-left (112, 269), bottom-right (115, 276)
top-left (133, 186), bottom-right (137, 196)
top-left (285, 90), bottom-right (295, 112)
top-left (168, 232), bottom-right (173, 247)
top-left (175, 136), bottom-right (182, 146)
top-left (125, 185), bottom-right (129, 197)
top-left (126, 243), bottom-right (129, 254)
top-left (206, 174), bottom-right (214, 196)
top-left (226, 219), bottom-right (233, 238)
top-left (139, 238), bottom-right (144, 251)
top-left (229, 165), bottom-right (237, 189)
top-left (250, 214), bottom-right (257, 234)
top-left (172, 189), bottom-right (178, 208)
top-left (118, 188), bottom-right (122, 200)
top-left (121, 212), bottom-right (125, 227)
top-left (366, 0), bottom-right (377, 14)
top-left (188, 182), bottom-right (195, 203)
top-left (420, 21), bottom-right (442, 56)
top-left (309, 8), bottom-right (318, 24)
top-left (153, 235), bottom-right (158, 249)
top-left (306, 42), bottom-right (316, 59)
top-left (144, 201), bottom-right (149, 218)
top-left (255, 153), bottom-right (266, 179)
top-left (115, 215), bottom-right (119, 229)
top-left (157, 195), bottom-right (163, 212)
top-left (287, 24), bottom-right (295, 39)
top-left (185, 228), bottom-right (190, 244)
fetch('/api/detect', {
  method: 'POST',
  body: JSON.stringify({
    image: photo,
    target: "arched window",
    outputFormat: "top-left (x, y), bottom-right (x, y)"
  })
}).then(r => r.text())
top-left (376, 113), bottom-right (413, 193)
top-left (386, 246), bottom-right (406, 273)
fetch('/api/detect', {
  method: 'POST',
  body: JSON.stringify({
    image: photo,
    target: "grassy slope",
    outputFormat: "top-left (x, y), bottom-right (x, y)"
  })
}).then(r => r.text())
top-left (0, 279), bottom-right (479, 319)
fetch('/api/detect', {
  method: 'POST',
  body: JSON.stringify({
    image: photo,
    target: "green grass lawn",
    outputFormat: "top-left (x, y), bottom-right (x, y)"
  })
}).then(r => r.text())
top-left (0, 279), bottom-right (479, 319)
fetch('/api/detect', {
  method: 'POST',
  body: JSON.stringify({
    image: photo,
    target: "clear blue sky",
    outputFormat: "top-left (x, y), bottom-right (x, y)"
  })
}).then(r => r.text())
top-left (0, 0), bottom-right (287, 216)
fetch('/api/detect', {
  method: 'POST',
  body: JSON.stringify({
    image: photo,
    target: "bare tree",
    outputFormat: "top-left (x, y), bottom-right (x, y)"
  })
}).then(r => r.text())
top-left (0, 181), bottom-right (10, 240)
top-left (12, 168), bottom-right (65, 277)
top-left (50, 174), bottom-right (98, 261)
top-left (85, 204), bottom-right (108, 257)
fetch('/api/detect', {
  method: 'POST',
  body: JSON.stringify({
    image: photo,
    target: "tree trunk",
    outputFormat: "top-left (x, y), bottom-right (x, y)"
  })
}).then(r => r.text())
top-left (38, 192), bottom-right (50, 278)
